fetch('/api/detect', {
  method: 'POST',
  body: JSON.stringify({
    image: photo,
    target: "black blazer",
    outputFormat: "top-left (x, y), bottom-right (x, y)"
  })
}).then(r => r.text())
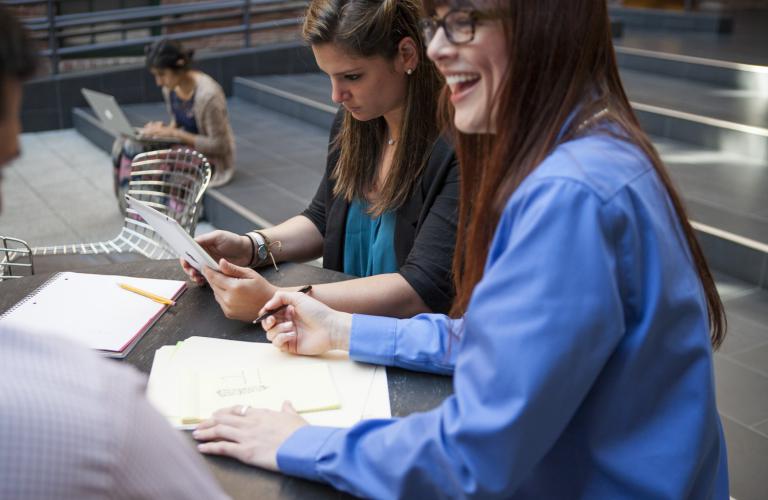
top-left (302, 113), bottom-right (459, 314)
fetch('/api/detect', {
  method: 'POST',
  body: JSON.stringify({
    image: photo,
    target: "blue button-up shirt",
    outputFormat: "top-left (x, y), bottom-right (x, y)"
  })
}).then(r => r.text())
top-left (277, 133), bottom-right (729, 499)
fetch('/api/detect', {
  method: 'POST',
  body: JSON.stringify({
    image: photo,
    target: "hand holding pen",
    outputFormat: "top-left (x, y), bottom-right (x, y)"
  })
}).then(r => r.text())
top-left (252, 285), bottom-right (312, 323)
top-left (259, 288), bottom-right (352, 356)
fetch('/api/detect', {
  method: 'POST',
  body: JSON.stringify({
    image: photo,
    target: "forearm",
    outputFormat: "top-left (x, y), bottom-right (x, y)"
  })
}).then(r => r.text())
top-left (171, 128), bottom-right (227, 156)
top-left (174, 128), bottom-right (198, 148)
top-left (348, 313), bottom-right (457, 374)
top-left (257, 215), bottom-right (323, 264)
top-left (309, 273), bottom-right (430, 318)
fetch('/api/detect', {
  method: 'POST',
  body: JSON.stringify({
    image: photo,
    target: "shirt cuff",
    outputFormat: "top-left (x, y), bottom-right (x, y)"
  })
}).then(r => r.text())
top-left (349, 314), bottom-right (398, 366)
top-left (276, 425), bottom-right (339, 482)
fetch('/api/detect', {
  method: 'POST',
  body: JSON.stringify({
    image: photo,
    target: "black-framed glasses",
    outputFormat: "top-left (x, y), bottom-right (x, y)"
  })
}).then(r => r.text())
top-left (419, 9), bottom-right (492, 45)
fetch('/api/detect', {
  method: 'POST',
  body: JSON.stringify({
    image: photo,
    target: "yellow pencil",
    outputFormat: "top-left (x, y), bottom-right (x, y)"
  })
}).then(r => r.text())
top-left (118, 283), bottom-right (176, 306)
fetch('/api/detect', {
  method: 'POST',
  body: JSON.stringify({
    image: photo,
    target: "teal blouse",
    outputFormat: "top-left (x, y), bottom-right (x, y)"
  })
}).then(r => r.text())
top-left (343, 199), bottom-right (398, 277)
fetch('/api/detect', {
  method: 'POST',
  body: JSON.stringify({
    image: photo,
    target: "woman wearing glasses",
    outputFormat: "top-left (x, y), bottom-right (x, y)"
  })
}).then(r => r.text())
top-left (182, 0), bottom-right (458, 319)
top-left (194, 1), bottom-right (728, 497)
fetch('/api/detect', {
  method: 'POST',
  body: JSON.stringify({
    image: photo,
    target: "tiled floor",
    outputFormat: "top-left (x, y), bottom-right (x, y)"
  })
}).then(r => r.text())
top-left (0, 129), bottom-right (215, 247)
top-left (713, 273), bottom-right (768, 500)
top-left (0, 130), bottom-right (123, 247)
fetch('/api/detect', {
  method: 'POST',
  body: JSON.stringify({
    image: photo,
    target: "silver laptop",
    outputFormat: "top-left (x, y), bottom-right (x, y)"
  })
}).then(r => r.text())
top-left (82, 88), bottom-right (179, 143)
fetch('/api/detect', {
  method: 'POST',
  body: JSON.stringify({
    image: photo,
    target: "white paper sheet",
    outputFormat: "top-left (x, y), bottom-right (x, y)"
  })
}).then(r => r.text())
top-left (126, 196), bottom-right (219, 272)
top-left (146, 336), bottom-right (391, 429)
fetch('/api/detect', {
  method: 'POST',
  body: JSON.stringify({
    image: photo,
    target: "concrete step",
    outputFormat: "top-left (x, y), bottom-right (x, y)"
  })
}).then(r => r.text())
top-left (613, 9), bottom-right (768, 92)
top-left (615, 45), bottom-right (768, 92)
top-left (621, 69), bottom-right (768, 162)
top-left (233, 74), bottom-right (336, 130)
top-left (657, 137), bottom-right (768, 288)
top-left (609, 6), bottom-right (733, 34)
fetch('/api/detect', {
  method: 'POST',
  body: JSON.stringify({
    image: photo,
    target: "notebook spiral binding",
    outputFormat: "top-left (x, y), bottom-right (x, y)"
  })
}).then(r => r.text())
top-left (0, 272), bottom-right (62, 320)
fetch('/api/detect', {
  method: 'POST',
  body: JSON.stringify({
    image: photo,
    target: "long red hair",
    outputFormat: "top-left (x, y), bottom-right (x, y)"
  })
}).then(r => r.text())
top-left (428, 0), bottom-right (726, 348)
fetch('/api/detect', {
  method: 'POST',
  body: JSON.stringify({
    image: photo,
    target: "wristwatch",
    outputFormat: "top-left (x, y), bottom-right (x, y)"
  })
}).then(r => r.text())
top-left (246, 231), bottom-right (270, 267)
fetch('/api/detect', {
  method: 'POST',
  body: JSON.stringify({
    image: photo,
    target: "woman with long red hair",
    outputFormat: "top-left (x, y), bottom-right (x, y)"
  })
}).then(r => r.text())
top-left (193, 1), bottom-right (729, 497)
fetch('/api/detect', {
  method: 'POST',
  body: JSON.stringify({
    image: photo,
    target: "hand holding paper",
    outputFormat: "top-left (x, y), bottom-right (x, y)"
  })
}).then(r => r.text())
top-left (202, 260), bottom-right (278, 322)
top-left (125, 195), bottom-right (219, 273)
top-left (180, 230), bottom-right (254, 285)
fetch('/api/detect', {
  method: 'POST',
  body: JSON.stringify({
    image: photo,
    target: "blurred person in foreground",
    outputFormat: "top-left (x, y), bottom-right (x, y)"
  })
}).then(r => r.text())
top-left (0, 8), bottom-right (228, 498)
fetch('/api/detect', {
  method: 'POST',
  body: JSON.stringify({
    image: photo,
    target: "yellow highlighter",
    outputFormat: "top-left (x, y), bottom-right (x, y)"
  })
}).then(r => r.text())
top-left (118, 283), bottom-right (176, 306)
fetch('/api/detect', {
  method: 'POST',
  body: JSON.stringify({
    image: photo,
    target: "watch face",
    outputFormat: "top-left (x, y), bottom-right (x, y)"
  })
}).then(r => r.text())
top-left (257, 245), bottom-right (268, 261)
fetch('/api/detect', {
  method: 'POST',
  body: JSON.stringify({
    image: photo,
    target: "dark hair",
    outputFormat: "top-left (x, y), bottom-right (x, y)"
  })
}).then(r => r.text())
top-left (429, 0), bottom-right (726, 349)
top-left (303, 0), bottom-right (444, 216)
top-left (145, 38), bottom-right (194, 71)
top-left (0, 6), bottom-right (38, 116)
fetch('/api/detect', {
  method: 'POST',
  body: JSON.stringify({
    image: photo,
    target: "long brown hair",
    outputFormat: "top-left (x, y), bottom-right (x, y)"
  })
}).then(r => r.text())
top-left (303, 0), bottom-right (444, 215)
top-left (431, 0), bottom-right (726, 348)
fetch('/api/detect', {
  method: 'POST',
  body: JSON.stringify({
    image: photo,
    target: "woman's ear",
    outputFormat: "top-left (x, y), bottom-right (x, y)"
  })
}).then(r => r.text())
top-left (397, 36), bottom-right (420, 74)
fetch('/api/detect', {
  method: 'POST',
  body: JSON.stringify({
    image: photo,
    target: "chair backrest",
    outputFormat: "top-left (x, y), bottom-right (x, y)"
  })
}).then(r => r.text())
top-left (0, 236), bottom-right (34, 280)
top-left (122, 148), bottom-right (212, 258)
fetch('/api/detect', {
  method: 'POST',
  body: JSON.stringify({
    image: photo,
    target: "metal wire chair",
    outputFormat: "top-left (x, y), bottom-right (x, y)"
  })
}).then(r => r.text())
top-left (32, 148), bottom-right (212, 261)
top-left (0, 236), bottom-right (34, 281)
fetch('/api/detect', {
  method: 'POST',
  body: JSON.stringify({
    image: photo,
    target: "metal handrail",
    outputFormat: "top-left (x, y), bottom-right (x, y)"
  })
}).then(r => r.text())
top-left (25, 0), bottom-right (253, 29)
top-left (39, 18), bottom-right (300, 57)
top-left (25, 2), bottom-right (305, 42)
top-left (2, 0), bottom-right (306, 74)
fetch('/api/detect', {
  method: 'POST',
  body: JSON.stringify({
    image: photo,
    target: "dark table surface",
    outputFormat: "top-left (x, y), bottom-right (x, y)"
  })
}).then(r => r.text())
top-left (0, 259), bottom-right (454, 499)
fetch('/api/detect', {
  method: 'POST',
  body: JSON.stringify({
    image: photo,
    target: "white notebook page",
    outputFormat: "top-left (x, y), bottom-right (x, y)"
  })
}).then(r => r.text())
top-left (0, 272), bottom-right (186, 352)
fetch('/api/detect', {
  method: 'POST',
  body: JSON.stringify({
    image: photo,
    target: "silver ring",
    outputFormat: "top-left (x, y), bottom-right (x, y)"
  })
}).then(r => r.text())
top-left (238, 405), bottom-right (249, 416)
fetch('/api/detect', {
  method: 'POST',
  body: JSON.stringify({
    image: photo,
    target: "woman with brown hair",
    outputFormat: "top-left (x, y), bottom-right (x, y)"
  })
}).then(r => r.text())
top-left (193, 0), bottom-right (729, 497)
top-left (143, 39), bottom-right (236, 187)
top-left (113, 39), bottom-right (236, 210)
top-left (181, 0), bottom-right (458, 319)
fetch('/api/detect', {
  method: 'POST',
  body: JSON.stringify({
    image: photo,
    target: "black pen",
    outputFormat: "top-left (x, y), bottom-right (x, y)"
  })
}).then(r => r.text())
top-left (252, 285), bottom-right (312, 324)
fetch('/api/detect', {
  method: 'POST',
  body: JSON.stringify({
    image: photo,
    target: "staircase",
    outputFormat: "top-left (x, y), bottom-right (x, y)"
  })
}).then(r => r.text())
top-left (617, 45), bottom-right (768, 289)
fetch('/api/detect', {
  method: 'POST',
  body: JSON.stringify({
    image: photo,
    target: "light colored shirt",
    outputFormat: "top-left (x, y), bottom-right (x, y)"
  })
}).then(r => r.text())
top-left (162, 71), bottom-right (235, 187)
top-left (276, 132), bottom-right (729, 498)
top-left (343, 199), bottom-right (398, 277)
top-left (0, 325), bottom-right (229, 499)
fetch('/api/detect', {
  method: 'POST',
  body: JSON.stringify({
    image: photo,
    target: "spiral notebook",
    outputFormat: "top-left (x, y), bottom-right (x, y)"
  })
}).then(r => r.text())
top-left (0, 272), bottom-right (186, 358)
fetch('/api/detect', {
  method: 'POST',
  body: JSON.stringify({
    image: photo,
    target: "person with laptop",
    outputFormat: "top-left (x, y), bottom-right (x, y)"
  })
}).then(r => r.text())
top-left (113, 38), bottom-right (235, 207)
top-left (0, 10), bottom-right (228, 498)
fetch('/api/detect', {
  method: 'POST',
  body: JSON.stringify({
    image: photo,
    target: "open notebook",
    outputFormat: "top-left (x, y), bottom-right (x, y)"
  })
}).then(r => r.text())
top-left (148, 336), bottom-right (391, 428)
top-left (0, 272), bottom-right (186, 358)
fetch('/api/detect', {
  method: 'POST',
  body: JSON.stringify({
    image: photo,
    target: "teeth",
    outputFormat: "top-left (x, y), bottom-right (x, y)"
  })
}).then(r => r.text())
top-left (445, 74), bottom-right (479, 85)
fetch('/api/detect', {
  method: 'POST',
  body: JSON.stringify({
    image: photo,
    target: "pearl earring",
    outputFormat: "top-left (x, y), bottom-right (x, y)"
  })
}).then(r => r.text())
top-left (406, 68), bottom-right (413, 75)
